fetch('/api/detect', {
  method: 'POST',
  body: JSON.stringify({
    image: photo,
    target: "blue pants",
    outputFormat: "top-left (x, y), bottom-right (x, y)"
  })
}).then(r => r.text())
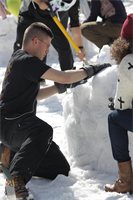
top-left (108, 109), bottom-right (133, 163)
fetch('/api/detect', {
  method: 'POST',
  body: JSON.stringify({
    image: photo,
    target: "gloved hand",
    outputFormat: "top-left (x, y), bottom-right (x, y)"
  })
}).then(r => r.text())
top-left (81, 63), bottom-right (111, 79)
top-left (108, 97), bottom-right (115, 110)
top-left (54, 79), bottom-right (87, 94)
top-left (54, 82), bottom-right (67, 94)
top-left (55, 63), bottom-right (111, 93)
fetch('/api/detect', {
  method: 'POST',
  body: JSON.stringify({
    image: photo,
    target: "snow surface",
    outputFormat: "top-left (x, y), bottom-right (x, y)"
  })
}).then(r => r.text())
top-left (0, 1), bottom-right (133, 199)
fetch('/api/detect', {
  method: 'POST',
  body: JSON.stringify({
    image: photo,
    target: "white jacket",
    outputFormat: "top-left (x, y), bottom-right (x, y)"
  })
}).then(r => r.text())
top-left (114, 53), bottom-right (133, 110)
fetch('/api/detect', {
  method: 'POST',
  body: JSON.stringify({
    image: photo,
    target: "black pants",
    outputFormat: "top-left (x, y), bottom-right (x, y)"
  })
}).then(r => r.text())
top-left (14, 9), bottom-right (74, 71)
top-left (0, 113), bottom-right (70, 184)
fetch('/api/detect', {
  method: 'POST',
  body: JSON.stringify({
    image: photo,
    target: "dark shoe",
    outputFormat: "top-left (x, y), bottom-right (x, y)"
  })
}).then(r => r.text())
top-left (105, 160), bottom-right (133, 194)
top-left (5, 175), bottom-right (29, 198)
top-left (0, 143), bottom-right (11, 172)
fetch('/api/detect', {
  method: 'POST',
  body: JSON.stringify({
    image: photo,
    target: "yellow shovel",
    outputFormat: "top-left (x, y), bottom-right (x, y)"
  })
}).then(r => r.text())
top-left (46, 1), bottom-right (87, 64)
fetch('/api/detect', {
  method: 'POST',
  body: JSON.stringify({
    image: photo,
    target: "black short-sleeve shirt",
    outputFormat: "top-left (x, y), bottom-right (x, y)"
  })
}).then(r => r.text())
top-left (0, 50), bottom-right (50, 116)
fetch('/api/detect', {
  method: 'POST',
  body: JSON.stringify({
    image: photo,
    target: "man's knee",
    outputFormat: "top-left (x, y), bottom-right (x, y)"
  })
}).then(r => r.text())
top-left (64, 162), bottom-right (70, 176)
top-left (28, 122), bottom-right (53, 147)
top-left (51, 161), bottom-right (70, 180)
top-left (81, 23), bottom-right (96, 40)
top-left (62, 158), bottom-right (70, 177)
top-left (39, 124), bottom-right (53, 140)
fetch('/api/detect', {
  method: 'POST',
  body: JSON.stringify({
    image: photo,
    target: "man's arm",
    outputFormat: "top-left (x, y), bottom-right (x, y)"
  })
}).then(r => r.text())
top-left (38, 63), bottom-right (111, 99)
top-left (83, 0), bottom-right (101, 23)
top-left (70, 27), bottom-right (83, 47)
top-left (38, 68), bottom-right (88, 101)
top-left (37, 85), bottom-right (58, 100)
top-left (41, 63), bottom-right (111, 84)
top-left (70, 26), bottom-right (86, 60)
top-left (68, 0), bottom-right (86, 60)
top-left (41, 68), bottom-right (88, 84)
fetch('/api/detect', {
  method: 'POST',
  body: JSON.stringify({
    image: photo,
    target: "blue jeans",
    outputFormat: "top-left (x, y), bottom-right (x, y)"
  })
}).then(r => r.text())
top-left (108, 109), bottom-right (133, 163)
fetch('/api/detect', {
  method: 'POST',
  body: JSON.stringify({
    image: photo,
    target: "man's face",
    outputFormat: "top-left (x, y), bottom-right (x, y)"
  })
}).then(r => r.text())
top-left (33, 36), bottom-right (51, 60)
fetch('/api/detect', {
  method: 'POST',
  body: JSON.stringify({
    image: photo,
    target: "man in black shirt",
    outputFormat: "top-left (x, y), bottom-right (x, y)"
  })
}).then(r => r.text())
top-left (0, 22), bottom-right (110, 199)
top-left (14, 0), bottom-right (86, 71)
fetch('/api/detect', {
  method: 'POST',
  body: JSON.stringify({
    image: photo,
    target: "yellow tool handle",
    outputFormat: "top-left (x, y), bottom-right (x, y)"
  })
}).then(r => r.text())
top-left (53, 16), bottom-right (80, 53)
top-left (53, 16), bottom-right (88, 65)
top-left (46, 0), bottom-right (88, 65)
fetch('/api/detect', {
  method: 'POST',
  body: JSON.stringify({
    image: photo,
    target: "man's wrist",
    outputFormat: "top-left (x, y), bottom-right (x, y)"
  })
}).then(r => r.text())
top-left (79, 46), bottom-right (84, 49)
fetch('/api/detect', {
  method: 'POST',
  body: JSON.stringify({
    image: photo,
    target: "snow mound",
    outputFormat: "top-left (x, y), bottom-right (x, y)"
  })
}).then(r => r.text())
top-left (63, 54), bottom-right (133, 174)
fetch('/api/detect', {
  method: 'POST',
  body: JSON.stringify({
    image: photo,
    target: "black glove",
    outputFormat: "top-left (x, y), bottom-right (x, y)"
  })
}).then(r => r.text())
top-left (54, 79), bottom-right (87, 94)
top-left (108, 97), bottom-right (115, 110)
top-left (81, 63), bottom-right (111, 79)
top-left (68, 79), bottom-right (87, 89)
top-left (54, 82), bottom-right (67, 94)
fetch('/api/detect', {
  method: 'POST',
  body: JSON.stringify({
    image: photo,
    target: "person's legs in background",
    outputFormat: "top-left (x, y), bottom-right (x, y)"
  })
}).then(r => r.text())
top-left (13, 13), bottom-right (34, 52)
top-left (45, 18), bottom-right (74, 70)
top-left (80, 20), bottom-right (123, 49)
top-left (105, 109), bottom-right (133, 194)
top-left (58, 11), bottom-right (69, 30)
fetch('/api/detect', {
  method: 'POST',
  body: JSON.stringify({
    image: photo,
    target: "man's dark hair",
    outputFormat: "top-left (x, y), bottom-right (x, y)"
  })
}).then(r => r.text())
top-left (22, 22), bottom-right (54, 47)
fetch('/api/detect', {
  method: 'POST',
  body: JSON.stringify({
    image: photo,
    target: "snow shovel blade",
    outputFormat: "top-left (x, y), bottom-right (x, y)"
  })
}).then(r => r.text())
top-left (0, 162), bottom-right (16, 200)
top-left (5, 184), bottom-right (16, 200)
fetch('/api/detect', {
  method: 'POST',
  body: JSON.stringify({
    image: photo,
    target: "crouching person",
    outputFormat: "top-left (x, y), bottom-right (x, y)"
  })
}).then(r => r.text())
top-left (105, 14), bottom-right (133, 194)
top-left (0, 22), bottom-right (110, 199)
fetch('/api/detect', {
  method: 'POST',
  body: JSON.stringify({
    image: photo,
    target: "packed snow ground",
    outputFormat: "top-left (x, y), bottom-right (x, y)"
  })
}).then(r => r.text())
top-left (0, 1), bottom-right (133, 199)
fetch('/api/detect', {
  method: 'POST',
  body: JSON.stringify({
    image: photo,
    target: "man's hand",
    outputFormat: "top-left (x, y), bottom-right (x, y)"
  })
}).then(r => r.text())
top-left (81, 63), bottom-right (111, 79)
top-left (54, 82), bottom-right (67, 94)
top-left (54, 79), bottom-right (87, 94)
top-left (77, 48), bottom-right (87, 61)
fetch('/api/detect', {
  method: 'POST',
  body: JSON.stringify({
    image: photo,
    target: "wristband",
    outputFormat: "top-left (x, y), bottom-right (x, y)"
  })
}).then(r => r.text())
top-left (79, 46), bottom-right (84, 49)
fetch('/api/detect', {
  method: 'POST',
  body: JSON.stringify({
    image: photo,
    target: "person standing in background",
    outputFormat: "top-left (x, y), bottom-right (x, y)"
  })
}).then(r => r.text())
top-left (13, 0), bottom-right (86, 71)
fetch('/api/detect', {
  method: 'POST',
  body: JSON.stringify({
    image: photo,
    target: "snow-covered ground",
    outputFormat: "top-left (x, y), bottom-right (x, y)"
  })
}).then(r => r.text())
top-left (0, 1), bottom-right (133, 200)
